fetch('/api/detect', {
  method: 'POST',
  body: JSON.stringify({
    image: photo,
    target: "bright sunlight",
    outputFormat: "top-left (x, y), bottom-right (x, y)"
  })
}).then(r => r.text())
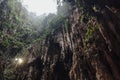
top-left (22, 0), bottom-right (57, 15)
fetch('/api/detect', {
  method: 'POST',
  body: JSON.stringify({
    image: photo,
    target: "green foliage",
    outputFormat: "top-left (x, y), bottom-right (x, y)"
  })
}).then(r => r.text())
top-left (2, 36), bottom-right (10, 46)
top-left (0, 0), bottom-right (73, 79)
top-left (0, 0), bottom-right (69, 59)
top-left (84, 20), bottom-right (100, 47)
top-left (50, 15), bottom-right (65, 29)
top-left (0, 0), bottom-right (31, 55)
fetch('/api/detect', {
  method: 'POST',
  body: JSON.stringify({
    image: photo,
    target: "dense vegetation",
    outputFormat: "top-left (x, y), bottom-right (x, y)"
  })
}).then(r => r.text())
top-left (0, 0), bottom-right (62, 58)
top-left (0, 0), bottom-right (68, 79)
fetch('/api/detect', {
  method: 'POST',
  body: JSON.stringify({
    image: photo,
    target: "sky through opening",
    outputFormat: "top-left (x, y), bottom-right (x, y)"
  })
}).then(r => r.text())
top-left (22, 0), bottom-right (57, 16)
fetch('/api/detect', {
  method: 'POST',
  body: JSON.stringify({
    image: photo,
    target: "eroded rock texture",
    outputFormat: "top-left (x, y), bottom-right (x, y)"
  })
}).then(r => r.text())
top-left (18, 0), bottom-right (120, 80)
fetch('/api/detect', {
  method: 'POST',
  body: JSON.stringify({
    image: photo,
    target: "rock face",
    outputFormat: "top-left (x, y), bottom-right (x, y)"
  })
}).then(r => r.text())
top-left (27, 7), bottom-right (120, 80)
top-left (18, 1), bottom-right (120, 80)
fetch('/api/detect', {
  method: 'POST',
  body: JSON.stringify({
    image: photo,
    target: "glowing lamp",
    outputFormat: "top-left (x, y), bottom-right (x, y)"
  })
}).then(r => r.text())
top-left (18, 58), bottom-right (23, 64)
top-left (15, 58), bottom-right (23, 64)
top-left (15, 58), bottom-right (18, 61)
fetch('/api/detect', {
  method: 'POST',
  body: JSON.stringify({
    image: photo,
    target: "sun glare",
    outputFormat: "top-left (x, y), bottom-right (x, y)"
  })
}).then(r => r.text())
top-left (22, 0), bottom-right (57, 16)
